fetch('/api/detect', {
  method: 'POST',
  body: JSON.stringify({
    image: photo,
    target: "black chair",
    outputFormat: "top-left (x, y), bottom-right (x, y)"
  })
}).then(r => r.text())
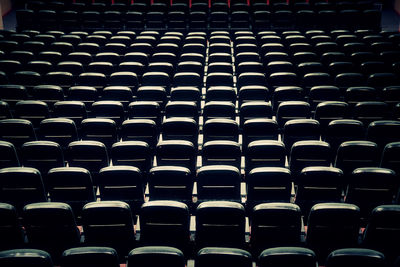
top-left (195, 201), bottom-right (246, 249)
top-left (0, 203), bottom-right (24, 250)
top-left (0, 249), bottom-right (53, 267)
top-left (127, 246), bottom-right (185, 267)
top-left (325, 248), bottom-right (385, 267)
top-left (0, 141), bottom-right (20, 169)
top-left (306, 203), bottom-right (360, 262)
top-left (258, 247), bottom-right (317, 267)
top-left (139, 200), bottom-right (190, 252)
top-left (250, 203), bottom-right (302, 255)
top-left (82, 201), bottom-right (136, 257)
top-left (23, 202), bottom-right (81, 262)
top-left (61, 247), bottom-right (120, 267)
top-left (0, 167), bottom-right (46, 212)
top-left (195, 247), bottom-right (252, 267)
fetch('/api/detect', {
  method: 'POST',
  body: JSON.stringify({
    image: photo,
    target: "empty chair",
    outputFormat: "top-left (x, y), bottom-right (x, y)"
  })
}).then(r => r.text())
top-left (128, 101), bottom-right (161, 126)
top-left (39, 118), bottom-right (79, 148)
top-left (120, 119), bottom-right (158, 149)
top-left (0, 85), bottom-right (28, 109)
top-left (0, 203), bottom-right (24, 250)
top-left (68, 86), bottom-right (98, 109)
top-left (111, 141), bottom-right (151, 172)
top-left (67, 141), bottom-right (109, 185)
top-left (295, 167), bottom-right (344, 217)
top-left (139, 201), bottom-right (190, 251)
top-left (203, 119), bottom-right (239, 143)
top-left (81, 118), bottom-right (118, 148)
top-left (363, 205), bottom-right (400, 261)
top-left (283, 119), bottom-right (320, 151)
top-left (325, 248), bottom-right (385, 267)
top-left (0, 141), bottom-right (20, 169)
top-left (156, 140), bottom-right (196, 172)
top-left (276, 101), bottom-right (311, 128)
top-left (98, 166), bottom-right (144, 214)
top-left (250, 203), bottom-right (302, 255)
top-left (346, 167), bottom-right (398, 218)
top-left (289, 141), bottom-right (331, 175)
top-left (197, 165), bottom-right (241, 203)
top-left (203, 102), bottom-right (236, 121)
top-left (91, 101), bottom-right (125, 126)
top-left (366, 121), bottom-right (400, 151)
top-left (127, 246), bottom-right (185, 267)
top-left (162, 118), bottom-right (199, 146)
top-left (0, 249), bottom-right (53, 267)
top-left (242, 119), bottom-right (278, 150)
top-left (148, 166), bottom-right (193, 204)
top-left (335, 141), bottom-right (379, 175)
top-left (202, 141), bottom-right (241, 169)
top-left (136, 86), bottom-right (167, 109)
top-left (246, 167), bottom-right (292, 210)
top-left (314, 102), bottom-right (349, 132)
top-left (14, 100), bottom-right (49, 127)
top-left (23, 202), bottom-right (81, 261)
top-left (245, 140), bottom-right (286, 172)
top-left (195, 247), bottom-right (252, 267)
top-left (258, 247), bottom-right (317, 267)
top-left (324, 119), bottom-right (365, 152)
top-left (381, 142), bottom-right (400, 176)
top-left (0, 167), bottom-right (46, 212)
top-left (272, 87), bottom-right (304, 112)
top-left (306, 203), bottom-right (360, 261)
top-left (21, 141), bottom-right (64, 184)
top-left (0, 119), bottom-right (36, 148)
top-left (238, 85), bottom-right (269, 105)
top-left (206, 87), bottom-right (236, 103)
top-left (165, 101), bottom-right (199, 122)
top-left (82, 201), bottom-right (136, 256)
top-left (309, 86), bottom-right (341, 110)
top-left (195, 201), bottom-right (246, 249)
top-left (102, 87), bottom-right (134, 109)
top-left (47, 167), bottom-right (95, 220)
top-left (353, 102), bottom-right (390, 126)
top-left (61, 247), bottom-right (120, 267)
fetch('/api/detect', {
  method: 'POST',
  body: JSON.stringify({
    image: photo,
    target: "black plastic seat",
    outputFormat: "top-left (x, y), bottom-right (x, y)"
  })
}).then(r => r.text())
top-left (67, 141), bottom-right (109, 185)
top-left (14, 100), bottom-right (50, 128)
top-left (21, 140), bottom-right (64, 182)
top-left (0, 141), bottom-right (20, 169)
top-left (202, 141), bottom-right (241, 169)
top-left (276, 101), bottom-right (311, 128)
top-left (195, 247), bottom-right (252, 267)
top-left (195, 201), bottom-right (246, 249)
top-left (246, 167), bottom-right (292, 209)
top-left (0, 249), bottom-right (53, 267)
top-left (0, 119), bottom-right (36, 148)
top-left (23, 202), bottom-right (81, 261)
top-left (98, 166), bottom-right (144, 214)
top-left (162, 117), bottom-right (199, 146)
top-left (139, 201), bottom-right (190, 251)
top-left (366, 120), bottom-right (400, 151)
top-left (39, 118), bottom-right (79, 149)
top-left (203, 119), bottom-right (239, 143)
top-left (148, 166), bottom-right (193, 204)
top-left (353, 101), bottom-right (390, 126)
top-left (283, 119), bottom-right (320, 151)
top-left (346, 167), bottom-right (398, 218)
top-left (306, 203), bottom-right (360, 261)
top-left (295, 166), bottom-right (344, 217)
top-left (0, 167), bottom-right (46, 212)
top-left (81, 118), bottom-right (118, 149)
top-left (0, 203), bottom-right (24, 250)
top-left (61, 247), bottom-right (120, 267)
top-left (120, 119), bottom-right (158, 149)
top-left (250, 203), bottom-right (302, 255)
top-left (363, 205), bottom-right (400, 261)
top-left (156, 140), bottom-right (196, 172)
top-left (47, 167), bottom-right (95, 220)
top-left (258, 247), bottom-right (317, 267)
top-left (335, 141), bottom-right (379, 175)
top-left (203, 102), bottom-right (236, 121)
top-left (289, 140), bottom-right (331, 175)
top-left (82, 201), bottom-right (135, 257)
top-left (127, 246), bottom-right (185, 267)
top-left (325, 248), bottom-right (385, 267)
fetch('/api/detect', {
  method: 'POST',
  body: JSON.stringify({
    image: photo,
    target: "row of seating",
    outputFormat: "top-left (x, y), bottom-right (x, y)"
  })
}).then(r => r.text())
top-left (0, 147), bottom-right (398, 217)
top-left (0, 200), bottom-right (399, 261)
top-left (0, 246), bottom-right (392, 267)
top-left (15, 7), bottom-right (381, 31)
